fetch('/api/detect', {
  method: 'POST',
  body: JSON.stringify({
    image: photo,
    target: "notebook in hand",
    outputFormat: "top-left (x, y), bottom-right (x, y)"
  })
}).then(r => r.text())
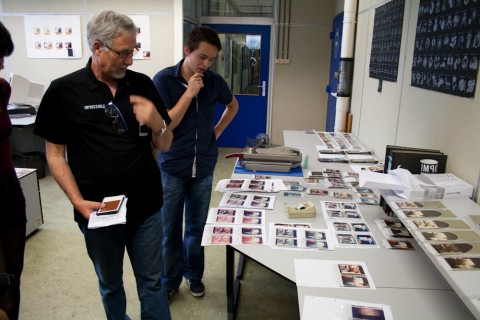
top-left (97, 195), bottom-right (125, 215)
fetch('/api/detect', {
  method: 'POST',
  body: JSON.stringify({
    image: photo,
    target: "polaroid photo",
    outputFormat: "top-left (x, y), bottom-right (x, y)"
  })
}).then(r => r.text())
top-left (407, 219), bottom-right (470, 230)
top-left (355, 187), bottom-right (375, 193)
top-left (324, 201), bottom-right (340, 209)
top-left (391, 200), bottom-right (446, 210)
top-left (209, 234), bottom-right (233, 245)
top-left (338, 263), bottom-right (365, 275)
top-left (305, 239), bottom-right (329, 249)
top-left (283, 180), bottom-right (301, 186)
top-left (344, 211), bottom-right (362, 219)
top-left (399, 209), bottom-right (456, 219)
top-left (331, 192), bottom-right (353, 200)
top-left (289, 185), bottom-right (308, 192)
top-left (333, 222), bottom-right (351, 232)
top-left (276, 228), bottom-right (297, 238)
top-left (351, 305), bottom-right (387, 319)
top-left (383, 239), bottom-right (415, 250)
top-left (327, 210), bottom-right (344, 219)
top-left (440, 256), bottom-right (480, 271)
top-left (284, 191), bottom-right (304, 197)
top-left (426, 242), bottom-right (480, 255)
top-left (356, 234), bottom-right (377, 245)
top-left (308, 188), bottom-right (328, 195)
top-left (418, 230), bottom-right (480, 242)
top-left (376, 219), bottom-right (406, 229)
top-left (360, 198), bottom-right (380, 206)
top-left (241, 226), bottom-right (263, 236)
top-left (337, 233), bottom-right (357, 245)
top-left (97, 195), bottom-right (125, 215)
top-left (305, 230), bottom-right (327, 240)
top-left (241, 235), bottom-right (263, 245)
top-left (341, 274), bottom-right (370, 288)
top-left (275, 238), bottom-right (298, 248)
top-left (351, 222), bottom-right (370, 232)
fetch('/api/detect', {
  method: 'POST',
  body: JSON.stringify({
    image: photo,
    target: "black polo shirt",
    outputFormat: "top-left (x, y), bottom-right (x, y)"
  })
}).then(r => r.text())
top-left (34, 59), bottom-right (171, 224)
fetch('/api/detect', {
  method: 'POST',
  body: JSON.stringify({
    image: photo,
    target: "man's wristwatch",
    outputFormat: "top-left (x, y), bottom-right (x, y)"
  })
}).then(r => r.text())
top-left (153, 120), bottom-right (168, 136)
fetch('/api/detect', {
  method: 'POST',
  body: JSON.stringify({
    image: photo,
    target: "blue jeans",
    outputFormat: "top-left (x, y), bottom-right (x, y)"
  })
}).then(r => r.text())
top-left (160, 170), bottom-right (213, 290)
top-left (80, 208), bottom-right (171, 320)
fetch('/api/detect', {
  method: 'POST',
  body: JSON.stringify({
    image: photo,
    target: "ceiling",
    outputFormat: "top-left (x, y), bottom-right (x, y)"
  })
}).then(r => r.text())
top-left (206, 0), bottom-right (274, 17)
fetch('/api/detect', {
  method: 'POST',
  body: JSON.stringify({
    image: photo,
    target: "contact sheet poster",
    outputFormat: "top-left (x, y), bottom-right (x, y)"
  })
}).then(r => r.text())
top-left (411, 0), bottom-right (480, 97)
top-left (369, 0), bottom-right (405, 82)
top-left (24, 15), bottom-right (82, 59)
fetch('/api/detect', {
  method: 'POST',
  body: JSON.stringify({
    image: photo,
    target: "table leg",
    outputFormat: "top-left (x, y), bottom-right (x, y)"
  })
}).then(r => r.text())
top-left (226, 246), bottom-right (247, 320)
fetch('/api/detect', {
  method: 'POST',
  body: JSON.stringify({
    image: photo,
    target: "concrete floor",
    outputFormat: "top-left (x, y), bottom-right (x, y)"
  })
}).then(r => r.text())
top-left (19, 148), bottom-right (299, 320)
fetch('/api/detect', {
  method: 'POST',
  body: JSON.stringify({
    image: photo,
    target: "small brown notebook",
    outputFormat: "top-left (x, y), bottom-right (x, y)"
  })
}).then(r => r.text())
top-left (98, 196), bottom-right (125, 215)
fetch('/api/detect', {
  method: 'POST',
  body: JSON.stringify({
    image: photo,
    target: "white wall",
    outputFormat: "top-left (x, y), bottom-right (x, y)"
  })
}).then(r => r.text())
top-left (270, 0), bottom-right (335, 145)
top-left (0, 0), bottom-right (177, 86)
top-left (351, 0), bottom-right (480, 201)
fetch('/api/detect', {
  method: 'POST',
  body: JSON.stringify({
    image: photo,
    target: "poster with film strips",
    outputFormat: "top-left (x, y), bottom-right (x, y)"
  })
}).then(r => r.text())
top-left (411, 0), bottom-right (480, 97)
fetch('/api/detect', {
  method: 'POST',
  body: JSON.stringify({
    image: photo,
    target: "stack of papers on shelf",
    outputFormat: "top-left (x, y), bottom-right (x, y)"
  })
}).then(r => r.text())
top-left (359, 168), bottom-right (441, 200)
top-left (416, 173), bottom-right (473, 199)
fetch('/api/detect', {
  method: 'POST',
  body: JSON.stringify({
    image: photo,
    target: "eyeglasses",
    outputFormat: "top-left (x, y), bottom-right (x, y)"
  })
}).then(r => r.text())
top-left (105, 101), bottom-right (129, 134)
top-left (105, 45), bottom-right (139, 59)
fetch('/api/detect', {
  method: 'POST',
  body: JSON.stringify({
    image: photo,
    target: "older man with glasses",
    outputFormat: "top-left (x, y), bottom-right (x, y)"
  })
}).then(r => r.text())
top-left (34, 10), bottom-right (173, 320)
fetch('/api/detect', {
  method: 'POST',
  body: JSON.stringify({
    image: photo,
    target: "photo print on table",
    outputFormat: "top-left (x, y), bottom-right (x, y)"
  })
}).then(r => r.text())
top-left (341, 274), bottom-right (370, 288)
top-left (428, 242), bottom-right (480, 255)
top-left (338, 263), bottom-right (365, 275)
top-left (392, 200), bottom-right (446, 210)
top-left (399, 209), bottom-right (456, 219)
top-left (384, 239), bottom-right (415, 250)
top-left (408, 219), bottom-right (471, 230)
top-left (443, 257), bottom-right (480, 271)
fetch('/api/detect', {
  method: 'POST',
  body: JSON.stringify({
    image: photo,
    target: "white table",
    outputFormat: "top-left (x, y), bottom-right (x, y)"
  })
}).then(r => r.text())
top-left (223, 130), bottom-right (476, 319)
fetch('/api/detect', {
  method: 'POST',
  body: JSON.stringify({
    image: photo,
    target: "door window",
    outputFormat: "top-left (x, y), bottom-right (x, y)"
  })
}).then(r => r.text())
top-left (212, 33), bottom-right (262, 96)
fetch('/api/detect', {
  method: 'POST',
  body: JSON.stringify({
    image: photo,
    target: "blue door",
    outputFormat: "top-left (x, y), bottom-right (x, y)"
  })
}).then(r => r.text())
top-left (326, 13), bottom-right (343, 131)
top-left (205, 24), bottom-right (271, 147)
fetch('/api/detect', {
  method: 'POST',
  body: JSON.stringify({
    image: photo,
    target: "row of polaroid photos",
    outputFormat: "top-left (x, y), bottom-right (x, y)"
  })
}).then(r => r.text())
top-left (315, 131), bottom-right (370, 152)
top-left (268, 224), bottom-right (334, 251)
top-left (201, 225), bottom-right (266, 246)
top-left (327, 221), bottom-right (379, 248)
top-left (214, 178), bottom-right (287, 193)
top-left (321, 201), bottom-right (363, 220)
top-left (218, 192), bottom-right (276, 210)
top-left (206, 208), bottom-right (265, 225)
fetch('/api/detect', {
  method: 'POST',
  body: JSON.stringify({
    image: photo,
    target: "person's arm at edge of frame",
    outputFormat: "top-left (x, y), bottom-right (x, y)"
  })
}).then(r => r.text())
top-left (45, 141), bottom-right (104, 220)
top-left (214, 96), bottom-right (239, 139)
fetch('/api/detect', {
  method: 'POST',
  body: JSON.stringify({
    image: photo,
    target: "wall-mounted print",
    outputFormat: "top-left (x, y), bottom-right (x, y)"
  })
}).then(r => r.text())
top-left (411, 0), bottom-right (479, 98)
top-left (24, 15), bottom-right (82, 59)
top-left (369, 0), bottom-right (405, 82)
top-left (128, 15), bottom-right (151, 60)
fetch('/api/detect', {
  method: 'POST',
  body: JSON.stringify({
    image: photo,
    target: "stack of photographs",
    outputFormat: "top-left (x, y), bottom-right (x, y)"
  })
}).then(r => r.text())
top-left (376, 219), bottom-right (413, 239)
top-left (376, 219), bottom-right (415, 250)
